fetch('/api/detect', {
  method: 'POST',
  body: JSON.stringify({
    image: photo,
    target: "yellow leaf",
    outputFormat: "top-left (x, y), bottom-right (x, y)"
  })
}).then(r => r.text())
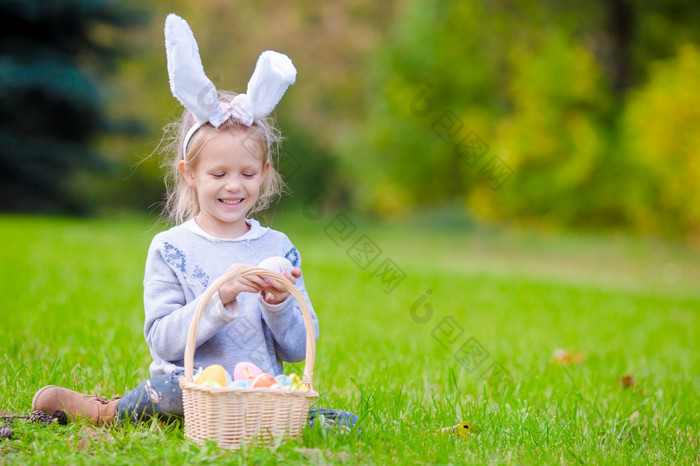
top-left (439, 421), bottom-right (476, 438)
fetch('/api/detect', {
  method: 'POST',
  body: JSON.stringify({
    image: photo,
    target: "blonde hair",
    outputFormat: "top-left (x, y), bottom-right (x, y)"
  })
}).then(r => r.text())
top-left (161, 90), bottom-right (284, 225)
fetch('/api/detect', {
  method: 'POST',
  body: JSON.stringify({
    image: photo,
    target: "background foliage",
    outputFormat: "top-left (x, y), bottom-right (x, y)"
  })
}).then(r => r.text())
top-left (1, 0), bottom-right (699, 238)
top-left (0, 0), bottom-right (146, 213)
top-left (343, 0), bottom-right (700, 237)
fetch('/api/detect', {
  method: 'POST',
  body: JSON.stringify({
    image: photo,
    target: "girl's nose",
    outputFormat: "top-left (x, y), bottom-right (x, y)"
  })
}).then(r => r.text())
top-left (225, 178), bottom-right (241, 192)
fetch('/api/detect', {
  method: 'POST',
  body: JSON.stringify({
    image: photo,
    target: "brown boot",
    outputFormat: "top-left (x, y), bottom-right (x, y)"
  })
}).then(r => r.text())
top-left (32, 385), bottom-right (121, 426)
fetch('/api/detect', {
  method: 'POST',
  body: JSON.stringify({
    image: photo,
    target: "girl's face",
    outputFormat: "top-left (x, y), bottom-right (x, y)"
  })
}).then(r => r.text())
top-left (179, 128), bottom-right (269, 238)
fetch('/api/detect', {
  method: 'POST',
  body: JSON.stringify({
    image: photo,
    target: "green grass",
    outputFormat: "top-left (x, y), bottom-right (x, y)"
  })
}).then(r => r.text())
top-left (1, 210), bottom-right (699, 464)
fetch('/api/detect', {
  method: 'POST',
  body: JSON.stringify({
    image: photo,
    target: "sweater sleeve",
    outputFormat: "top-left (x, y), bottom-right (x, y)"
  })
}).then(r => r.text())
top-left (143, 238), bottom-right (237, 362)
top-left (258, 248), bottom-right (319, 363)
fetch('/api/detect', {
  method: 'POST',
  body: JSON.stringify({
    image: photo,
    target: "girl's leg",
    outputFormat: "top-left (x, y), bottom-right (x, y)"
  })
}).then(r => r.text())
top-left (308, 408), bottom-right (359, 434)
top-left (35, 373), bottom-right (359, 433)
top-left (115, 370), bottom-right (185, 423)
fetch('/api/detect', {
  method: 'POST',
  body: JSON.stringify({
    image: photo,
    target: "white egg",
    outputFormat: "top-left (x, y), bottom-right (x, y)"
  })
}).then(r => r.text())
top-left (257, 256), bottom-right (293, 274)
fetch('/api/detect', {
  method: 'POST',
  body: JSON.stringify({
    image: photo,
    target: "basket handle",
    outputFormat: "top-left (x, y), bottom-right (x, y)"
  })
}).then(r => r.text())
top-left (183, 264), bottom-right (316, 390)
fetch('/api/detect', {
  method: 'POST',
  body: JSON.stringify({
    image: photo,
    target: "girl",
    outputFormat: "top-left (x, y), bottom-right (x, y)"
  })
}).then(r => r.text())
top-left (32, 13), bottom-right (356, 433)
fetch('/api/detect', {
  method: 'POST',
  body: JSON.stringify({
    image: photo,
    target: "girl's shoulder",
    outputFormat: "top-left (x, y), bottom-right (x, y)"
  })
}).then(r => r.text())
top-left (149, 221), bottom-right (195, 245)
top-left (146, 222), bottom-right (221, 263)
top-left (257, 225), bottom-right (290, 243)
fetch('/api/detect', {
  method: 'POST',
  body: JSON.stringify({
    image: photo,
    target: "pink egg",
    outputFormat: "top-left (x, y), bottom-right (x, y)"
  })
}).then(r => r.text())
top-left (233, 361), bottom-right (262, 381)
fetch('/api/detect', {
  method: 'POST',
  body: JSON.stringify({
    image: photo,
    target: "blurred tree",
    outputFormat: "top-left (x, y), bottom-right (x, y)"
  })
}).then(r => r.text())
top-left (341, 0), bottom-right (700, 236)
top-left (16, 0), bottom-right (694, 234)
top-left (490, 31), bottom-right (616, 228)
top-left (0, 0), bottom-right (145, 214)
top-left (338, 0), bottom-right (543, 216)
top-left (621, 44), bottom-right (700, 235)
top-left (607, 0), bottom-right (633, 92)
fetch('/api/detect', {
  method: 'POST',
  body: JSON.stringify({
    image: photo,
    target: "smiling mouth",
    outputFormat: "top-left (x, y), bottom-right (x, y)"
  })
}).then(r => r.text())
top-left (220, 198), bottom-right (244, 206)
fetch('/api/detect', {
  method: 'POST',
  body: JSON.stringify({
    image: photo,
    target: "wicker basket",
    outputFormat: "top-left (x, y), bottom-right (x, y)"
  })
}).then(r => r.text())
top-left (179, 265), bottom-right (319, 450)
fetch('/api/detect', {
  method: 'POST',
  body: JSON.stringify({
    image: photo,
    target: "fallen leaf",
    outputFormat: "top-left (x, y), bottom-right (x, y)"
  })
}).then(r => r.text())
top-left (553, 349), bottom-right (587, 365)
top-left (618, 374), bottom-right (635, 388)
top-left (439, 421), bottom-right (476, 439)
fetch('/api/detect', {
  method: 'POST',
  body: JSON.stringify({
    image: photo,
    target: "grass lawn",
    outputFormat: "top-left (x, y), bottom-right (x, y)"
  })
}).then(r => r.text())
top-left (1, 209), bottom-right (698, 464)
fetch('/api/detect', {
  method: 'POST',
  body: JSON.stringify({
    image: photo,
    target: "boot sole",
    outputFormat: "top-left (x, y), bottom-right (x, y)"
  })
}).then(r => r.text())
top-left (32, 385), bottom-right (58, 412)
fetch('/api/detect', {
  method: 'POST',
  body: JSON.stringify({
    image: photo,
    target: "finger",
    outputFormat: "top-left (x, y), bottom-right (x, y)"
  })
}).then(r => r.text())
top-left (237, 280), bottom-right (262, 293)
top-left (260, 273), bottom-right (284, 286)
top-left (241, 275), bottom-right (267, 290)
top-left (265, 278), bottom-right (289, 293)
top-left (225, 284), bottom-right (255, 296)
top-left (269, 291), bottom-right (289, 304)
top-left (263, 290), bottom-right (280, 304)
top-left (277, 272), bottom-right (297, 286)
top-left (262, 282), bottom-right (281, 295)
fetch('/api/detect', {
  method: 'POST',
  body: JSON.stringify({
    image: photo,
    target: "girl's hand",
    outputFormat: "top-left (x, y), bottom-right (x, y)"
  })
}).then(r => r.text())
top-left (261, 267), bottom-right (301, 305)
top-left (217, 264), bottom-right (268, 305)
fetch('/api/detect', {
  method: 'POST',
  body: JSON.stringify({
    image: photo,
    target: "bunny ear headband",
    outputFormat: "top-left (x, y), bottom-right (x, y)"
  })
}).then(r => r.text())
top-left (164, 13), bottom-right (297, 159)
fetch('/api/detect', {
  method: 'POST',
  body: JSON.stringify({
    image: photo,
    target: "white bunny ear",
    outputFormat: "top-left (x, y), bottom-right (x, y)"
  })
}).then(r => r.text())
top-left (165, 14), bottom-right (297, 159)
top-left (227, 51), bottom-right (297, 126)
top-left (246, 51), bottom-right (297, 122)
top-left (165, 14), bottom-right (226, 125)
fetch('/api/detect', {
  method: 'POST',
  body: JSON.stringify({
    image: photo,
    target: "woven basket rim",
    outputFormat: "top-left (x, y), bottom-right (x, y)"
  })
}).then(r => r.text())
top-left (180, 378), bottom-right (320, 398)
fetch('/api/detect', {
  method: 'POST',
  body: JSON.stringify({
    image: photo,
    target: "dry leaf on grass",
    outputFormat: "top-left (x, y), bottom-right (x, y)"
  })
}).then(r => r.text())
top-left (618, 374), bottom-right (635, 388)
top-left (552, 348), bottom-right (587, 365)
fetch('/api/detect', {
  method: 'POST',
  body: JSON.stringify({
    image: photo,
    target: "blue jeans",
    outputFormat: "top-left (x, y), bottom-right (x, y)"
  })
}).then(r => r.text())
top-left (115, 370), bottom-right (186, 423)
top-left (115, 370), bottom-right (358, 433)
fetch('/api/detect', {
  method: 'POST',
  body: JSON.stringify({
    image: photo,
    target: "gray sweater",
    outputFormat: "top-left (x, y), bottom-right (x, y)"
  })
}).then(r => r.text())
top-left (143, 218), bottom-right (318, 377)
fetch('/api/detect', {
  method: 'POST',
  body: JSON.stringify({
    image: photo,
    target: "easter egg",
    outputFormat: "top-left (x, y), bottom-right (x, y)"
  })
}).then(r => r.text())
top-left (251, 373), bottom-right (279, 389)
top-left (196, 364), bottom-right (227, 387)
top-left (288, 373), bottom-right (308, 391)
top-left (233, 361), bottom-right (262, 381)
top-left (257, 256), bottom-right (293, 275)
top-left (274, 374), bottom-right (292, 389)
